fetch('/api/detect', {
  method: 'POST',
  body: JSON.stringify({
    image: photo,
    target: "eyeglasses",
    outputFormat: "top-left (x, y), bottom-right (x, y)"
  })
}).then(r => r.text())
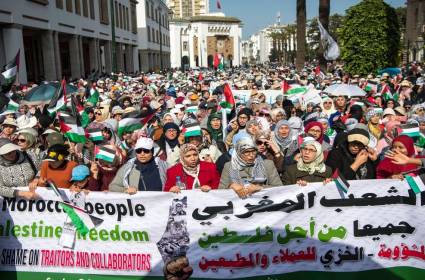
top-left (17, 138), bottom-right (26, 143)
top-left (95, 112), bottom-right (102, 115)
top-left (242, 150), bottom-right (257, 156)
top-left (259, 113), bottom-right (269, 117)
top-left (3, 125), bottom-right (16, 129)
top-left (166, 129), bottom-right (177, 133)
top-left (301, 147), bottom-right (317, 153)
top-left (135, 148), bottom-right (152, 154)
top-left (324, 101), bottom-right (332, 104)
top-left (256, 140), bottom-right (267, 146)
top-left (308, 129), bottom-right (322, 134)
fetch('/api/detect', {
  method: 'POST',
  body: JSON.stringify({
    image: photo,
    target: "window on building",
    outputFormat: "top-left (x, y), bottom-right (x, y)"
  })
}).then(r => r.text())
top-left (131, 2), bottom-right (137, 34)
top-left (119, 4), bottom-right (123, 29)
top-left (56, 0), bottom-right (63, 9)
top-left (150, 5), bottom-right (154, 21)
top-left (74, 0), bottom-right (81, 14)
top-left (147, 27), bottom-right (150, 42)
top-left (66, 0), bottom-right (73, 12)
top-left (156, 30), bottom-right (159, 43)
top-left (82, 0), bottom-right (88, 17)
top-left (99, 0), bottom-right (109, 24)
top-left (183, 41), bottom-right (188, 51)
top-left (152, 29), bottom-right (155, 43)
top-left (89, 0), bottom-right (95, 19)
top-left (146, 1), bottom-right (149, 18)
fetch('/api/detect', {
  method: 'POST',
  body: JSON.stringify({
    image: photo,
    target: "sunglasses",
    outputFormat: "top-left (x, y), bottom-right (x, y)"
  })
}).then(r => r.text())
top-left (95, 112), bottom-right (102, 115)
top-left (135, 148), bottom-right (152, 154)
top-left (256, 140), bottom-right (267, 145)
top-left (17, 138), bottom-right (26, 143)
top-left (324, 101), bottom-right (332, 104)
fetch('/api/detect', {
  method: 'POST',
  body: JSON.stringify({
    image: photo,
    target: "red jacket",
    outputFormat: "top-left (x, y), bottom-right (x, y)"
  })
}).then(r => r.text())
top-left (164, 161), bottom-right (220, 191)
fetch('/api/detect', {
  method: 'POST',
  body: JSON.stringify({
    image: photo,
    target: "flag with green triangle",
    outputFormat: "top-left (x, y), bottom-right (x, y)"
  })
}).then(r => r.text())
top-left (1, 50), bottom-right (19, 93)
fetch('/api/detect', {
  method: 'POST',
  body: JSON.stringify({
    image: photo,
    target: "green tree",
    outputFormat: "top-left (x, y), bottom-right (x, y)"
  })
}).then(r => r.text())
top-left (339, 0), bottom-right (400, 75)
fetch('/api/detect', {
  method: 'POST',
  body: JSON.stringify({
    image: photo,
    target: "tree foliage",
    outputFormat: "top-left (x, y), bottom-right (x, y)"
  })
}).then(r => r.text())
top-left (339, 0), bottom-right (400, 75)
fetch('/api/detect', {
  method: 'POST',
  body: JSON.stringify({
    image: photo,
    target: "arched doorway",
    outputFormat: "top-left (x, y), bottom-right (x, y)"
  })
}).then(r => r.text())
top-left (207, 55), bottom-right (213, 68)
top-left (182, 55), bottom-right (189, 70)
top-left (195, 55), bottom-right (199, 67)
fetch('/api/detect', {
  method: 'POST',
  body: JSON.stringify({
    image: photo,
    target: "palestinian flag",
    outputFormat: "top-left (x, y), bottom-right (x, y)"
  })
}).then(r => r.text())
top-left (287, 86), bottom-right (308, 95)
top-left (94, 146), bottom-right (116, 163)
top-left (217, 0), bottom-right (222, 9)
top-left (59, 114), bottom-right (86, 143)
top-left (6, 95), bottom-right (19, 111)
top-left (400, 123), bottom-right (421, 138)
top-left (87, 128), bottom-right (104, 141)
top-left (183, 122), bottom-right (202, 137)
top-left (380, 84), bottom-right (393, 100)
top-left (364, 80), bottom-right (378, 93)
top-left (405, 175), bottom-right (425, 195)
top-left (48, 79), bottom-right (67, 113)
top-left (281, 79), bottom-right (301, 94)
top-left (1, 50), bottom-right (19, 91)
top-left (220, 83), bottom-right (235, 109)
top-left (332, 169), bottom-right (350, 193)
top-left (198, 72), bottom-right (203, 81)
top-left (87, 86), bottom-right (99, 106)
top-left (185, 106), bottom-right (198, 113)
top-left (118, 110), bottom-right (154, 136)
top-left (71, 95), bottom-right (90, 128)
top-left (60, 201), bottom-right (104, 236)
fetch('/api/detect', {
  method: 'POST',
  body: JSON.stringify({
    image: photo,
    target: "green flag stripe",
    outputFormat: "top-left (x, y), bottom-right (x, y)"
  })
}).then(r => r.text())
top-left (60, 204), bottom-right (89, 236)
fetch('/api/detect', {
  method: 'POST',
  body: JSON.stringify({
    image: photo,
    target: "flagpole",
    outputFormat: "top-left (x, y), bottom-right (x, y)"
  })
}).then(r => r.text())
top-left (221, 107), bottom-right (227, 139)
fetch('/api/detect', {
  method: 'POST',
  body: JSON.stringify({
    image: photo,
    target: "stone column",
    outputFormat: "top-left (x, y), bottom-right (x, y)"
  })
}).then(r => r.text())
top-left (104, 40), bottom-right (112, 74)
top-left (69, 35), bottom-right (82, 79)
top-left (132, 46), bottom-right (139, 73)
top-left (2, 25), bottom-right (27, 84)
top-left (53, 31), bottom-right (62, 79)
top-left (41, 30), bottom-right (57, 81)
top-left (78, 36), bottom-right (85, 77)
top-left (116, 43), bottom-right (123, 73)
top-left (125, 44), bottom-right (133, 73)
top-left (89, 38), bottom-right (99, 73)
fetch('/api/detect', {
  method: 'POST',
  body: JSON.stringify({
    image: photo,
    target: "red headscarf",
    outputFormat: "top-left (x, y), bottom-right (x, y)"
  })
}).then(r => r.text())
top-left (376, 135), bottom-right (420, 179)
top-left (304, 121), bottom-right (324, 143)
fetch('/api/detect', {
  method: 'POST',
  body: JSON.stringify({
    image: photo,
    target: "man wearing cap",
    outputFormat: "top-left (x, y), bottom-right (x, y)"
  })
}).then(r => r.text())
top-left (0, 138), bottom-right (37, 199)
top-left (109, 137), bottom-right (168, 193)
top-left (0, 118), bottom-right (18, 140)
top-left (33, 144), bottom-right (78, 189)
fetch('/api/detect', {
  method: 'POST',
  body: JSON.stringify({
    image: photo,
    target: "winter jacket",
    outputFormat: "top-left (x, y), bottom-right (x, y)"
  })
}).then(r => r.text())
top-left (164, 161), bottom-right (220, 191)
top-left (219, 159), bottom-right (283, 189)
top-left (282, 164), bottom-right (333, 185)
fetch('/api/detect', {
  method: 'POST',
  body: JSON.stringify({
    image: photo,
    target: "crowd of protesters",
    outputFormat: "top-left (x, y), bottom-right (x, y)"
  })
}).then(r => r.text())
top-left (0, 62), bottom-right (424, 201)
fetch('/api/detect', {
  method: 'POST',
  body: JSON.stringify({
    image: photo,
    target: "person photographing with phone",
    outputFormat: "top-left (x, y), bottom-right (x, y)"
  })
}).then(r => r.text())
top-left (219, 136), bottom-right (282, 198)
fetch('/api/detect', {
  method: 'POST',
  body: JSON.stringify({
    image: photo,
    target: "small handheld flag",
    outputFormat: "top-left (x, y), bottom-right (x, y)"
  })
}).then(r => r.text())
top-left (332, 169), bottom-right (350, 193)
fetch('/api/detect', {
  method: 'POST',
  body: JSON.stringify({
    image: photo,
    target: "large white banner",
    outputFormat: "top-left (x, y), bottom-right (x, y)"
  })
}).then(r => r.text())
top-left (1, 179), bottom-right (425, 279)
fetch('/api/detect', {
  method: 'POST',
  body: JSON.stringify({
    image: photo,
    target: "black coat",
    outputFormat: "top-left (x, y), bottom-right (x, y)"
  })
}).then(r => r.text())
top-left (325, 143), bottom-right (377, 180)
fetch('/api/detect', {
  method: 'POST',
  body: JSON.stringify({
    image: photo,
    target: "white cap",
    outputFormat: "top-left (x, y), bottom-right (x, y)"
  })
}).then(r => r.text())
top-left (383, 108), bottom-right (396, 116)
top-left (135, 137), bottom-right (154, 150)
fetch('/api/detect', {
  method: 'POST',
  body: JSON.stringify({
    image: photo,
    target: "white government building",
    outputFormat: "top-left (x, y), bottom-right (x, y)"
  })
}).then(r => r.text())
top-left (169, 12), bottom-right (242, 69)
top-left (0, 0), bottom-right (140, 84)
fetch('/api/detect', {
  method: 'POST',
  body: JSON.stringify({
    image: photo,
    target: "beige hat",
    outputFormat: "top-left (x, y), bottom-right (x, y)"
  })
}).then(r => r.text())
top-left (394, 106), bottom-right (406, 116)
top-left (123, 107), bottom-right (136, 114)
top-left (2, 118), bottom-right (18, 127)
top-left (383, 108), bottom-right (396, 116)
top-left (16, 115), bottom-right (38, 130)
top-left (0, 138), bottom-right (21, 155)
top-left (400, 80), bottom-right (412, 88)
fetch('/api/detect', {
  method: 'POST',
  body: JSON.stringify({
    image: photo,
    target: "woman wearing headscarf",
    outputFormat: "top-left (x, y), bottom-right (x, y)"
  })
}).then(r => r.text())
top-left (317, 114), bottom-right (336, 147)
top-left (207, 112), bottom-right (223, 143)
top-left (164, 144), bottom-right (220, 192)
top-left (270, 108), bottom-right (286, 130)
top-left (282, 139), bottom-right (332, 185)
top-left (321, 96), bottom-right (336, 118)
top-left (255, 130), bottom-right (284, 175)
top-left (366, 108), bottom-right (384, 140)
top-left (225, 107), bottom-right (253, 147)
top-left (157, 123), bottom-right (181, 166)
top-left (219, 137), bottom-right (282, 198)
top-left (377, 135), bottom-right (423, 179)
top-left (271, 120), bottom-right (299, 159)
top-left (162, 112), bottom-right (179, 126)
top-left (326, 128), bottom-right (378, 180)
top-left (0, 138), bottom-right (38, 199)
top-left (15, 131), bottom-right (43, 169)
top-left (304, 121), bottom-right (332, 152)
top-left (376, 120), bottom-right (401, 156)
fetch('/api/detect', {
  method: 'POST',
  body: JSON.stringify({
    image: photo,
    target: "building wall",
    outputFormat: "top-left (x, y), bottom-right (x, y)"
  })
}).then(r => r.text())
top-left (137, 0), bottom-right (171, 72)
top-left (166, 0), bottom-right (208, 18)
top-left (406, 0), bottom-right (425, 62)
top-left (0, 0), bottom-right (139, 83)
